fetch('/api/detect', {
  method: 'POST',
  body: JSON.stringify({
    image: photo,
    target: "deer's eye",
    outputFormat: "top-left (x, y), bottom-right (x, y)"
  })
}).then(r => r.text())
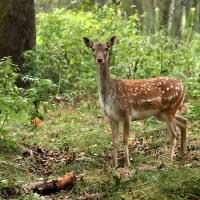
top-left (92, 48), bottom-right (95, 52)
top-left (105, 48), bottom-right (108, 51)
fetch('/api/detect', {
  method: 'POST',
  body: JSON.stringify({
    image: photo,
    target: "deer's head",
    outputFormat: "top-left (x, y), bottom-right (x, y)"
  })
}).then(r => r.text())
top-left (83, 36), bottom-right (117, 64)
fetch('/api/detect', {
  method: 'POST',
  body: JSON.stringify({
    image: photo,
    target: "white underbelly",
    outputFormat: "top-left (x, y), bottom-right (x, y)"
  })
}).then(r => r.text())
top-left (131, 109), bottom-right (159, 120)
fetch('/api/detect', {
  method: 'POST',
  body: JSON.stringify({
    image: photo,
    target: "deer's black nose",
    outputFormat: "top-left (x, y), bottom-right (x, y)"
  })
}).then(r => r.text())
top-left (97, 58), bottom-right (103, 63)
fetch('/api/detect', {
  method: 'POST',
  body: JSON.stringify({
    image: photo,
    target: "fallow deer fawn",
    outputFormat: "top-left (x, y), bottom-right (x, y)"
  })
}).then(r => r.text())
top-left (83, 36), bottom-right (187, 168)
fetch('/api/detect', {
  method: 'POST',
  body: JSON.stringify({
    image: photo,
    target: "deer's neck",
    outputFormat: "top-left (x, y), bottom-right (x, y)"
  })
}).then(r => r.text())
top-left (96, 60), bottom-right (113, 96)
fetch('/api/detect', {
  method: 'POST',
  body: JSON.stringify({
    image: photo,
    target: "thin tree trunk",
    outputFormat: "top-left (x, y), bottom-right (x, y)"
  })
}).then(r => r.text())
top-left (154, 0), bottom-right (172, 28)
top-left (168, 0), bottom-right (183, 38)
top-left (122, 0), bottom-right (134, 16)
top-left (193, 0), bottom-right (200, 33)
top-left (142, 0), bottom-right (155, 35)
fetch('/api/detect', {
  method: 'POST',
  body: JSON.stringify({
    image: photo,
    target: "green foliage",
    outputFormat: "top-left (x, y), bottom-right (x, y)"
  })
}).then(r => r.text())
top-left (0, 58), bottom-right (27, 132)
top-left (191, 33), bottom-right (200, 55)
top-left (0, 58), bottom-right (57, 146)
top-left (23, 5), bottom-right (200, 102)
top-left (22, 75), bottom-right (57, 122)
top-left (187, 100), bottom-right (200, 120)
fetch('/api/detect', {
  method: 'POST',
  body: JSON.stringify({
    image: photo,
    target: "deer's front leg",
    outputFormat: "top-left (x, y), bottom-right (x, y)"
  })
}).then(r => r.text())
top-left (110, 119), bottom-right (119, 168)
top-left (123, 118), bottom-right (131, 167)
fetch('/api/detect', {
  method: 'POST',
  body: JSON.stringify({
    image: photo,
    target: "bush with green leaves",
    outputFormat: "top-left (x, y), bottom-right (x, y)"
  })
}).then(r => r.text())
top-left (22, 75), bottom-right (57, 122)
top-left (0, 57), bottom-right (57, 137)
top-left (23, 3), bottom-right (200, 102)
top-left (0, 58), bottom-right (27, 132)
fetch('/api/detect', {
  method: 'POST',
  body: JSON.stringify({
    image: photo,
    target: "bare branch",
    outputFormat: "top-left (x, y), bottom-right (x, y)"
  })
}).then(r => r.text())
top-left (164, 0), bottom-right (188, 18)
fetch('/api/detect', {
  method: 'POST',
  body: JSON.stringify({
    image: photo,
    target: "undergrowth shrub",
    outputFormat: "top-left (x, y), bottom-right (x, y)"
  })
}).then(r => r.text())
top-left (0, 58), bottom-right (27, 132)
top-left (0, 58), bottom-right (57, 146)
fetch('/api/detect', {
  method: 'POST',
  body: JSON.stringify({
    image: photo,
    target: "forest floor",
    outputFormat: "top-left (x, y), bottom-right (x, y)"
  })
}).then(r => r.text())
top-left (0, 99), bottom-right (200, 200)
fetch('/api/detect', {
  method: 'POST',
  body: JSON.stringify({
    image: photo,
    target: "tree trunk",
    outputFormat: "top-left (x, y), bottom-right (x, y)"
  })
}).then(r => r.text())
top-left (133, 0), bottom-right (143, 15)
top-left (168, 0), bottom-right (183, 38)
top-left (141, 0), bottom-right (155, 35)
top-left (122, 0), bottom-right (134, 16)
top-left (192, 0), bottom-right (200, 33)
top-left (0, 0), bottom-right (36, 87)
top-left (154, 0), bottom-right (172, 28)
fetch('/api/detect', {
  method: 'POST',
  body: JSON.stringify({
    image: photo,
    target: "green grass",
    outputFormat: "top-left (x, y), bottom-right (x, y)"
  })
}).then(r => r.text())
top-left (0, 100), bottom-right (200, 200)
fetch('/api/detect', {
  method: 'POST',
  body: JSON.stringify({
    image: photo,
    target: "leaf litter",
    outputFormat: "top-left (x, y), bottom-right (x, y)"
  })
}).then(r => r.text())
top-left (19, 143), bottom-right (75, 176)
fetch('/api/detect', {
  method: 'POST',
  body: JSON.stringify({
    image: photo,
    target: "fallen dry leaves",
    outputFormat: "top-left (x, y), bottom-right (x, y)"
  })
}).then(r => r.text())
top-left (104, 131), bottom-right (112, 135)
top-left (31, 118), bottom-right (43, 127)
top-left (20, 144), bottom-right (74, 176)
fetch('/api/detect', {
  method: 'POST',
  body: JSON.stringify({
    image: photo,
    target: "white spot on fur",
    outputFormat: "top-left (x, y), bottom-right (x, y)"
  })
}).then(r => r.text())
top-left (139, 96), bottom-right (161, 103)
top-left (168, 95), bottom-right (173, 101)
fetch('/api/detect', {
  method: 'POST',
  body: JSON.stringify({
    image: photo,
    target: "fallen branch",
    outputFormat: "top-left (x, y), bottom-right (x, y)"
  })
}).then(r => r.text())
top-left (23, 172), bottom-right (76, 194)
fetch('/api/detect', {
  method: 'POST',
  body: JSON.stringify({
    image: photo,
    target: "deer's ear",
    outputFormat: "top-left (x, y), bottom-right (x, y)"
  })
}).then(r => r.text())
top-left (107, 35), bottom-right (117, 47)
top-left (83, 37), bottom-right (93, 48)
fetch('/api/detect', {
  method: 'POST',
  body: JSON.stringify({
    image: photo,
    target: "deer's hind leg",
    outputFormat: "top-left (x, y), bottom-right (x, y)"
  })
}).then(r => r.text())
top-left (175, 116), bottom-right (187, 156)
top-left (166, 119), bottom-right (178, 160)
top-left (154, 113), bottom-right (178, 160)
